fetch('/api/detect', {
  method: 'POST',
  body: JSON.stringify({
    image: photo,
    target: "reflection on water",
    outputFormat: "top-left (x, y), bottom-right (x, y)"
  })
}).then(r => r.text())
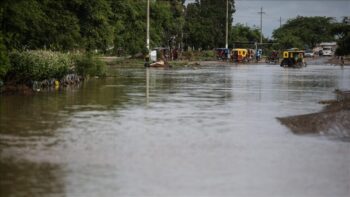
top-left (1, 64), bottom-right (350, 197)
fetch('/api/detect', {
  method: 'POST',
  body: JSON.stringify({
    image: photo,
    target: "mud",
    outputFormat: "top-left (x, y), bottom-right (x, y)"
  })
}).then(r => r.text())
top-left (278, 90), bottom-right (350, 140)
top-left (327, 56), bottom-right (350, 66)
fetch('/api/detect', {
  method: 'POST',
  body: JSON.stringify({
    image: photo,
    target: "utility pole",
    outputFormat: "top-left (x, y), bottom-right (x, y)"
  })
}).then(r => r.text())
top-left (225, 0), bottom-right (229, 49)
top-left (279, 16), bottom-right (282, 28)
top-left (146, 0), bottom-right (150, 52)
top-left (258, 7), bottom-right (265, 44)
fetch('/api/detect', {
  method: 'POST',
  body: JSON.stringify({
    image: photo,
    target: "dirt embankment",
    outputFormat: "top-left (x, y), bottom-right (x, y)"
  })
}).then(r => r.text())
top-left (278, 90), bottom-right (350, 140)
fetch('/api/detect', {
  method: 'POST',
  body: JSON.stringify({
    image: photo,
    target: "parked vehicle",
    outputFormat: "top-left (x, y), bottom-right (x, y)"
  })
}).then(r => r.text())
top-left (322, 47), bottom-right (333, 56)
top-left (230, 48), bottom-right (248, 63)
top-left (280, 49), bottom-right (307, 68)
top-left (319, 42), bottom-right (336, 56)
top-left (304, 49), bottom-right (314, 57)
top-left (265, 51), bottom-right (279, 64)
top-left (246, 49), bottom-right (255, 62)
top-left (216, 48), bottom-right (230, 60)
top-left (318, 50), bottom-right (323, 56)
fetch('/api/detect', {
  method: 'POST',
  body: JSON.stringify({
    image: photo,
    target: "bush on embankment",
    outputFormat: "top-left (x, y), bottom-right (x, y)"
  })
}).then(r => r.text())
top-left (6, 50), bottom-right (106, 84)
top-left (8, 50), bottom-right (72, 83)
top-left (73, 53), bottom-right (106, 78)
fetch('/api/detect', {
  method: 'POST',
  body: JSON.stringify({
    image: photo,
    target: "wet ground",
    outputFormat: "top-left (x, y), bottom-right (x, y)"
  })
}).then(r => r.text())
top-left (1, 61), bottom-right (350, 197)
top-left (278, 89), bottom-right (350, 139)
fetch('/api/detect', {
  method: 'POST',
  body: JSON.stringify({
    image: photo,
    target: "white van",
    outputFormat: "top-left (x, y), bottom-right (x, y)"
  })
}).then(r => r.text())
top-left (322, 47), bottom-right (333, 56)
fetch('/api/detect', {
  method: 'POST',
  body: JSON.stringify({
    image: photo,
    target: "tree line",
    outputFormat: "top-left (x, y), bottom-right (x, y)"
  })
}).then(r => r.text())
top-left (0, 0), bottom-right (185, 54)
top-left (273, 16), bottom-right (349, 55)
top-left (0, 0), bottom-right (349, 56)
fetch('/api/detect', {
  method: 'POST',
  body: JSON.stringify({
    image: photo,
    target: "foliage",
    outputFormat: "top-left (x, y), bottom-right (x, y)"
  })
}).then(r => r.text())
top-left (8, 50), bottom-right (73, 82)
top-left (78, 0), bottom-right (113, 52)
top-left (0, 33), bottom-right (10, 80)
top-left (7, 50), bottom-right (106, 82)
top-left (229, 23), bottom-right (262, 48)
top-left (1, 0), bottom-right (83, 51)
top-left (73, 53), bottom-right (106, 77)
top-left (273, 16), bottom-right (335, 49)
top-left (332, 23), bottom-right (350, 56)
top-left (184, 0), bottom-right (235, 49)
top-left (1, 0), bottom-right (186, 54)
top-left (193, 50), bottom-right (216, 61)
top-left (110, 0), bottom-right (147, 55)
top-left (111, 0), bottom-right (185, 55)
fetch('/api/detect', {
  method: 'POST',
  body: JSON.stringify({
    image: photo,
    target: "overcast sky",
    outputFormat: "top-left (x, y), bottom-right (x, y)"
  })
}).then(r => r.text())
top-left (186, 0), bottom-right (350, 38)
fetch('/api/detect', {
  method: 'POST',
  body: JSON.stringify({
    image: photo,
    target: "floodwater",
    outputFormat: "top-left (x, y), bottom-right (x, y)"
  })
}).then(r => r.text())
top-left (1, 61), bottom-right (350, 197)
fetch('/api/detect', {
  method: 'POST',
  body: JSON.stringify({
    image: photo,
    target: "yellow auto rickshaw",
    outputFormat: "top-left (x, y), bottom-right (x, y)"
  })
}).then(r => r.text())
top-left (280, 49), bottom-right (307, 68)
top-left (231, 48), bottom-right (248, 63)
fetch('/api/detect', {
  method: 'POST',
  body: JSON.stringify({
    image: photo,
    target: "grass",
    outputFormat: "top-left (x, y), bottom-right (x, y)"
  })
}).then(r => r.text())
top-left (111, 58), bottom-right (145, 67)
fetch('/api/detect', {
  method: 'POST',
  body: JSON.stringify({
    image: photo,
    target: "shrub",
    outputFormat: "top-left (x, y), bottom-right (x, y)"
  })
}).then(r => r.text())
top-left (202, 50), bottom-right (215, 58)
top-left (9, 50), bottom-right (73, 82)
top-left (182, 51), bottom-right (194, 61)
top-left (73, 53), bottom-right (106, 77)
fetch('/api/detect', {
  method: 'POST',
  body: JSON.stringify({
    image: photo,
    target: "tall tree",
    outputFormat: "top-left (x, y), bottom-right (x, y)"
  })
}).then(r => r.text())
top-left (1, 0), bottom-right (45, 50)
top-left (185, 0), bottom-right (235, 49)
top-left (273, 16), bottom-right (335, 49)
top-left (78, 0), bottom-right (113, 52)
top-left (332, 22), bottom-right (350, 56)
top-left (110, 0), bottom-right (185, 55)
top-left (1, 0), bottom-right (186, 54)
top-left (110, 0), bottom-right (146, 55)
top-left (230, 23), bottom-right (260, 46)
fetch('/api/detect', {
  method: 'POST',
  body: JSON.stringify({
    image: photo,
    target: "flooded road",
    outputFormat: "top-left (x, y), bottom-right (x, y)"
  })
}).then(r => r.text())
top-left (1, 63), bottom-right (350, 197)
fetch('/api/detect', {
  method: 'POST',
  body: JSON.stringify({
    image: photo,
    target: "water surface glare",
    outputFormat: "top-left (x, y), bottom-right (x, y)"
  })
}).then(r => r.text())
top-left (1, 64), bottom-right (350, 197)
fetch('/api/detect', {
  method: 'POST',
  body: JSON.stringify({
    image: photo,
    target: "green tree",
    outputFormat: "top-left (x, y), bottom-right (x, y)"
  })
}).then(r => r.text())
top-left (0, 33), bottom-right (10, 80)
top-left (185, 0), bottom-right (235, 49)
top-left (110, 0), bottom-right (185, 55)
top-left (1, 0), bottom-right (186, 55)
top-left (39, 0), bottom-right (82, 51)
top-left (1, 0), bottom-right (45, 50)
top-left (273, 16), bottom-right (335, 49)
top-left (230, 23), bottom-right (260, 46)
top-left (155, 0), bottom-right (185, 49)
top-left (1, 0), bottom-right (82, 51)
top-left (78, 0), bottom-right (114, 52)
top-left (110, 0), bottom-right (146, 55)
top-left (332, 23), bottom-right (350, 56)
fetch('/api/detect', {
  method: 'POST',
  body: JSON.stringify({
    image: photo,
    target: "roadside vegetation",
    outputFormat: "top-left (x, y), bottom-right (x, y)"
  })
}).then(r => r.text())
top-left (8, 51), bottom-right (72, 82)
top-left (1, 50), bottom-right (106, 93)
top-left (1, 0), bottom-right (349, 93)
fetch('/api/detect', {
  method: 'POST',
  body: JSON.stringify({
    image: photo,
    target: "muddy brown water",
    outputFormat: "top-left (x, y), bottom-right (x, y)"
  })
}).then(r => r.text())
top-left (1, 63), bottom-right (350, 197)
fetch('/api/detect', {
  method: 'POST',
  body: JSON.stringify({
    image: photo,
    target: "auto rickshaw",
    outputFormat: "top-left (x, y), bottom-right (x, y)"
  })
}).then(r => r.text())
top-left (280, 49), bottom-right (307, 68)
top-left (231, 48), bottom-right (248, 63)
